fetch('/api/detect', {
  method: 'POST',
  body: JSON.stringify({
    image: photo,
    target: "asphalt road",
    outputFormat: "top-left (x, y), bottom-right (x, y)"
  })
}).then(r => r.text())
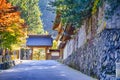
top-left (0, 60), bottom-right (97, 80)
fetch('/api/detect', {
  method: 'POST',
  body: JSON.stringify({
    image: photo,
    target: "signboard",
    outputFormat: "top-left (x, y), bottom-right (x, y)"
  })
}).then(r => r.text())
top-left (51, 52), bottom-right (59, 56)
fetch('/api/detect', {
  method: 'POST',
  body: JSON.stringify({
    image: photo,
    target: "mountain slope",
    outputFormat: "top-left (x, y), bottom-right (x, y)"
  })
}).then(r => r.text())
top-left (39, 0), bottom-right (56, 37)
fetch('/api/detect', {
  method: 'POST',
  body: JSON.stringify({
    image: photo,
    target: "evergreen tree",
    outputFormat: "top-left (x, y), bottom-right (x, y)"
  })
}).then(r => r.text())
top-left (8, 0), bottom-right (44, 34)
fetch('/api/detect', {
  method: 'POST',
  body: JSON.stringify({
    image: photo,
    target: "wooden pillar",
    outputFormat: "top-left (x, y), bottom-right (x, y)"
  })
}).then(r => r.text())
top-left (31, 48), bottom-right (33, 60)
top-left (45, 47), bottom-right (49, 60)
top-left (19, 49), bottom-right (21, 60)
top-left (17, 50), bottom-right (19, 59)
top-left (60, 49), bottom-right (63, 59)
top-left (45, 47), bottom-right (47, 60)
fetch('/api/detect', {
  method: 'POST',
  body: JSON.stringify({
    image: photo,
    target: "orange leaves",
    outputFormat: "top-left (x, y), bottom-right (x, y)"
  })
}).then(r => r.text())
top-left (0, 0), bottom-right (27, 33)
top-left (0, 12), bottom-right (20, 27)
top-left (0, 0), bottom-right (11, 10)
top-left (0, 0), bottom-right (27, 49)
top-left (0, 0), bottom-right (21, 27)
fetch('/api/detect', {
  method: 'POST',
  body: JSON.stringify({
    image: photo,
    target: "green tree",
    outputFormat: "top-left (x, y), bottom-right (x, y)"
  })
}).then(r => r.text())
top-left (8, 0), bottom-right (44, 34)
top-left (50, 0), bottom-right (119, 28)
top-left (50, 0), bottom-right (95, 28)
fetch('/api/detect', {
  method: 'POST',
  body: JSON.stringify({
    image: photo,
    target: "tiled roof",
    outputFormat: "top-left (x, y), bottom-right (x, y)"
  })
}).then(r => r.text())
top-left (26, 35), bottom-right (53, 47)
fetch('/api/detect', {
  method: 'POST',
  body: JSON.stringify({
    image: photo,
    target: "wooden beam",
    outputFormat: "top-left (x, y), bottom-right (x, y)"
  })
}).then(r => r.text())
top-left (27, 46), bottom-right (51, 48)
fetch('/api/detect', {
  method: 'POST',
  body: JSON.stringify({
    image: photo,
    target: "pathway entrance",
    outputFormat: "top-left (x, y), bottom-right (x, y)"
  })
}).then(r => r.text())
top-left (26, 35), bottom-right (53, 60)
top-left (0, 60), bottom-right (96, 80)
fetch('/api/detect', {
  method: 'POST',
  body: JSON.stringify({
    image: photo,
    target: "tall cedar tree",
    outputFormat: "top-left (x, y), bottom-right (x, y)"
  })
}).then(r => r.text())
top-left (8, 0), bottom-right (44, 34)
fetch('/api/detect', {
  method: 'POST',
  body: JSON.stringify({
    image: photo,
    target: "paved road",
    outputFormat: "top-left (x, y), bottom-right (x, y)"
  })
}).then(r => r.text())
top-left (0, 60), bottom-right (97, 80)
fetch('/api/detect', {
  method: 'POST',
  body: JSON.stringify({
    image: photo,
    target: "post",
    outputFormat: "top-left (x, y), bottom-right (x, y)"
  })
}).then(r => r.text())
top-left (31, 48), bottom-right (33, 60)
top-left (19, 49), bottom-right (21, 60)
top-left (45, 47), bottom-right (47, 60)
top-left (116, 62), bottom-right (120, 79)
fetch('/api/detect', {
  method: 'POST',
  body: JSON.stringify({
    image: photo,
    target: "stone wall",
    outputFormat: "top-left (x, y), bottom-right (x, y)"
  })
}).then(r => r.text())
top-left (63, 4), bottom-right (120, 80)
top-left (62, 6), bottom-right (104, 60)
top-left (106, 6), bottom-right (120, 29)
top-left (64, 29), bottom-right (120, 79)
top-left (63, 39), bottom-right (74, 59)
top-left (63, 25), bottom-right (87, 59)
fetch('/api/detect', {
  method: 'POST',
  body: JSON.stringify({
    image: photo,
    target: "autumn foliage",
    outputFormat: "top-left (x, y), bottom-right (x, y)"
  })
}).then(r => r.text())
top-left (0, 0), bottom-right (25, 31)
top-left (0, 0), bottom-right (27, 49)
